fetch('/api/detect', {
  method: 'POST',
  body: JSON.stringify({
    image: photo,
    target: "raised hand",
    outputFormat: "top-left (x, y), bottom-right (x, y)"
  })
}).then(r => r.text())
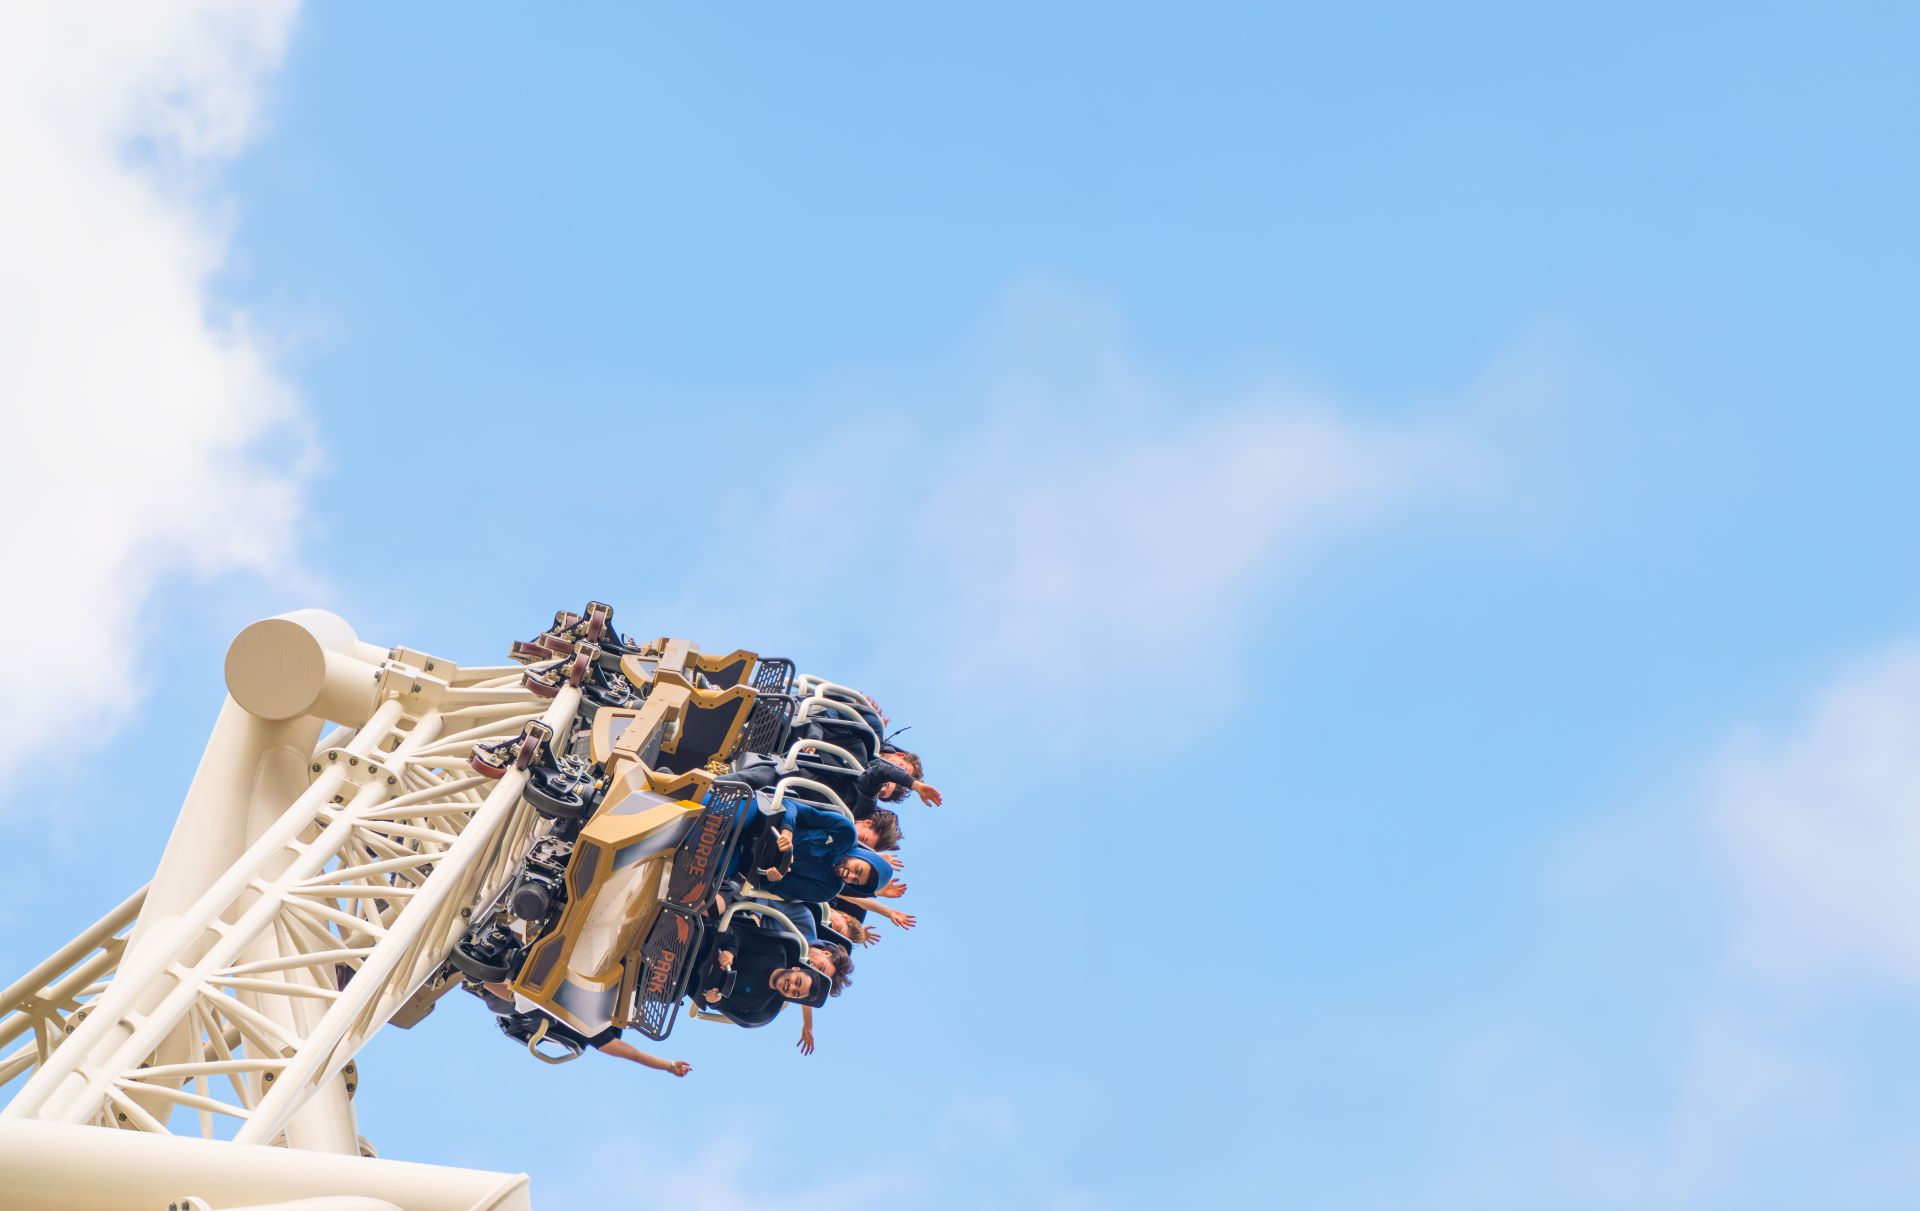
top-left (797, 1028), bottom-right (815, 1056)
top-left (668, 1060), bottom-right (691, 1077)
top-left (886, 910), bottom-right (917, 930)
top-left (877, 881), bottom-right (907, 899)
top-left (885, 852), bottom-right (905, 870)
top-left (914, 781), bottom-right (942, 806)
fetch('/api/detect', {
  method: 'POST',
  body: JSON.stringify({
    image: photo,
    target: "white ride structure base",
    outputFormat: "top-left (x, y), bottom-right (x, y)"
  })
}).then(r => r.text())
top-left (0, 612), bottom-right (564, 1209)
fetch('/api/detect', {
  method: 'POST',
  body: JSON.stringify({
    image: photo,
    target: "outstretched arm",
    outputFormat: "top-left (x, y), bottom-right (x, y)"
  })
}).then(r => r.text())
top-left (597, 1038), bottom-right (692, 1077)
top-left (838, 896), bottom-right (916, 930)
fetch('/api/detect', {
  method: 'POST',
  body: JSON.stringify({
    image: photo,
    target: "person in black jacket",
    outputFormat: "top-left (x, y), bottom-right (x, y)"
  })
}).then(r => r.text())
top-left (723, 747), bottom-right (941, 821)
top-left (851, 749), bottom-right (941, 818)
top-left (693, 914), bottom-right (831, 1024)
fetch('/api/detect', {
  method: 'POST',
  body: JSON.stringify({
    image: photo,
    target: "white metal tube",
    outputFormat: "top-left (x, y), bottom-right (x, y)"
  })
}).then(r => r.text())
top-left (233, 687), bottom-right (581, 1146)
top-left (223, 611), bottom-right (388, 725)
top-left (778, 738), bottom-right (864, 774)
top-left (769, 776), bottom-right (854, 819)
top-left (0, 884), bottom-right (144, 1033)
top-left (6, 701), bottom-right (403, 1123)
top-left (127, 702), bottom-right (325, 957)
top-left (0, 1119), bottom-right (531, 1211)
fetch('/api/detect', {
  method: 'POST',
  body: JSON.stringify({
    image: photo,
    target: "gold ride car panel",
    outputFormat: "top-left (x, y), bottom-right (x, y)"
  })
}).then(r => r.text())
top-left (509, 790), bottom-right (701, 1037)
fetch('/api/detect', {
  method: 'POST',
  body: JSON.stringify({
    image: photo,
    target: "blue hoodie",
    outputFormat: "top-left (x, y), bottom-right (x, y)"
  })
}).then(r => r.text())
top-left (727, 798), bottom-right (849, 883)
top-left (759, 804), bottom-right (856, 904)
top-left (841, 845), bottom-right (894, 896)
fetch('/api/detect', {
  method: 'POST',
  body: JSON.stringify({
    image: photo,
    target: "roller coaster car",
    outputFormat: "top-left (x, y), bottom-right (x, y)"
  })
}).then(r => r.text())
top-left (508, 602), bottom-right (796, 746)
top-left (519, 648), bottom-right (774, 826)
top-left (495, 781), bottom-right (753, 1044)
top-left (590, 679), bottom-right (759, 777)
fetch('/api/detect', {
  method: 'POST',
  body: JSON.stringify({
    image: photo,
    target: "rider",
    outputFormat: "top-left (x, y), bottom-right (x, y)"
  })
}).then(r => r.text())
top-left (474, 981), bottom-right (691, 1077)
top-left (693, 921), bottom-right (831, 1023)
top-left (849, 749), bottom-right (941, 819)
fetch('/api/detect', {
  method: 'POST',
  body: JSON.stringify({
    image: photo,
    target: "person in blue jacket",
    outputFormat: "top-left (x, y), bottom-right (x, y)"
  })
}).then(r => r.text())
top-left (747, 801), bottom-right (855, 898)
top-left (757, 815), bottom-right (893, 906)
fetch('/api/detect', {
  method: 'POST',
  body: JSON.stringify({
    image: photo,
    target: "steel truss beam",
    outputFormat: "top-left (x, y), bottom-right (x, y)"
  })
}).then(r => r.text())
top-left (1, 613), bottom-right (580, 1158)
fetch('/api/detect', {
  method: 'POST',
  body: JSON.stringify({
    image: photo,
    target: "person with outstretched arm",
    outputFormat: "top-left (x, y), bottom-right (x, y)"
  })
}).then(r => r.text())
top-left (851, 749), bottom-right (941, 819)
top-left (478, 980), bottom-right (691, 1076)
top-left (693, 911), bottom-right (832, 1024)
top-left (837, 894), bottom-right (916, 933)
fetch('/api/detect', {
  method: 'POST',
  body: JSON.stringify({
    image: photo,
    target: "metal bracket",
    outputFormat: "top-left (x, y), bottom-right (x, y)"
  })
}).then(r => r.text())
top-left (373, 662), bottom-right (449, 717)
top-left (310, 748), bottom-right (400, 801)
top-left (384, 646), bottom-right (451, 677)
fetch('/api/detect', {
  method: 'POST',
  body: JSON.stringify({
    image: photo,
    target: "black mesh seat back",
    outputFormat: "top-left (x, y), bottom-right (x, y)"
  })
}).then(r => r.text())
top-left (632, 904), bottom-right (704, 1041)
top-left (664, 783), bottom-right (750, 909)
top-left (740, 694), bottom-right (795, 758)
top-left (752, 657), bottom-right (795, 697)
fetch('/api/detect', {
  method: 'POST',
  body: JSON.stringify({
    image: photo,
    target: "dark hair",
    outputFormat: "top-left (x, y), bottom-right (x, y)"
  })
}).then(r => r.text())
top-left (818, 943), bottom-right (853, 997)
top-left (866, 808), bottom-right (903, 851)
top-left (893, 750), bottom-right (924, 779)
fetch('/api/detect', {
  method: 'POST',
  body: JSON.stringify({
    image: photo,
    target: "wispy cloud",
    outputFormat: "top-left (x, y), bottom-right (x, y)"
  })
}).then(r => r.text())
top-left (727, 283), bottom-right (1500, 742)
top-left (0, 1), bottom-right (309, 783)
top-left (912, 400), bottom-right (1464, 696)
top-left (1711, 643), bottom-right (1920, 985)
top-left (1425, 640), bottom-right (1920, 1209)
top-left (917, 290), bottom-right (1478, 693)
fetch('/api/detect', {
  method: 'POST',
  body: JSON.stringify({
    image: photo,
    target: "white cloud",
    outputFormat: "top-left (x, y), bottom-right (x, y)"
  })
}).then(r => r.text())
top-left (884, 286), bottom-right (1484, 721)
top-left (916, 403), bottom-right (1464, 683)
top-left (676, 283), bottom-right (1503, 759)
top-left (0, 1), bottom-right (308, 782)
top-left (1420, 641), bottom-right (1920, 1208)
top-left (1710, 643), bottom-right (1920, 984)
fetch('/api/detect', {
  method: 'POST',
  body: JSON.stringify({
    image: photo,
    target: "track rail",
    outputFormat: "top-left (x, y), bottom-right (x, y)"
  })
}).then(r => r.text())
top-left (0, 623), bottom-right (579, 1152)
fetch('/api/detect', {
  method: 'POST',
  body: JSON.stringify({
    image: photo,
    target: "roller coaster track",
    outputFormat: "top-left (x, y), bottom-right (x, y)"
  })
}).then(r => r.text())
top-left (0, 611), bottom-right (571, 1204)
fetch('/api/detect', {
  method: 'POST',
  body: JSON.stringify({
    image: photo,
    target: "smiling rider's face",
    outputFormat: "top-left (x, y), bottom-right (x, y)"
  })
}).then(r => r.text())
top-left (771, 967), bottom-right (815, 1000)
top-left (835, 857), bottom-right (874, 887)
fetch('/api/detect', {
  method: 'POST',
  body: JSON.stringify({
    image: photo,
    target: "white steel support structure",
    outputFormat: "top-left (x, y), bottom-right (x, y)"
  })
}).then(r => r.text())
top-left (0, 611), bottom-right (562, 1208)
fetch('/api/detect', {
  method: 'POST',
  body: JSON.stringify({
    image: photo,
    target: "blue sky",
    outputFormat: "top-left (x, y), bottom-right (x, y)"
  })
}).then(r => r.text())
top-left (5, 3), bottom-right (1920, 1208)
